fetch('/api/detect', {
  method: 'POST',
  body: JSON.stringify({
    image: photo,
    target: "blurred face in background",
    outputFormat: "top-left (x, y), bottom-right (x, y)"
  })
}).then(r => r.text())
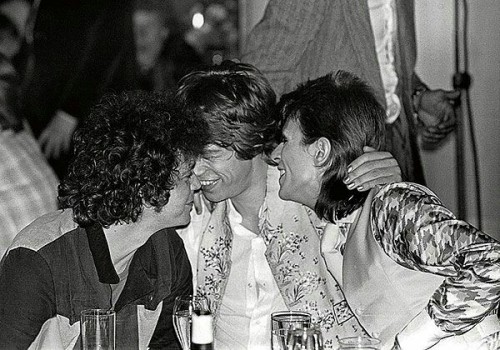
top-left (133, 9), bottom-right (168, 72)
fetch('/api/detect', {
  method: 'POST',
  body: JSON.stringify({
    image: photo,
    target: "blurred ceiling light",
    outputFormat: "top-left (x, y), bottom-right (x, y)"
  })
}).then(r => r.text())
top-left (192, 12), bottom-right (204, 29)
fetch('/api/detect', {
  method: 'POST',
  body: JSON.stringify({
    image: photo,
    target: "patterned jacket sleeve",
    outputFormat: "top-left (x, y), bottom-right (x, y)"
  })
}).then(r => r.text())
top-left (370, 183), bottom-right (500, 334)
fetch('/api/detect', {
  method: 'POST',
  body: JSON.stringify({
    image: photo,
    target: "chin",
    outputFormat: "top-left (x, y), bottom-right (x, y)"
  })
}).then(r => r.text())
top-left (203, 192), bottom-right (227, 204)
top-left (278, 188), bottom-right (291, 201)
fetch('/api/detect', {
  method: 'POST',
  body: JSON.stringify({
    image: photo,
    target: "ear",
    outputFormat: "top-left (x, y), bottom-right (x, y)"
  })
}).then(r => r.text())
top-left (307, 137), bottom-right (331, 167)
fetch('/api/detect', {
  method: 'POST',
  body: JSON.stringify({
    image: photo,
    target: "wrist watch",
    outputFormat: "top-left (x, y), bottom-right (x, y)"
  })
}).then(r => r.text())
top-left (412, 86), bottom-right (428, 123)
top-left (412, 86), bottom-right (428, 111)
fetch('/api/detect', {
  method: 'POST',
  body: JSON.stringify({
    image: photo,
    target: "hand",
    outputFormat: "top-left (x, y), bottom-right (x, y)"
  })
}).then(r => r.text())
top-left (416, 89), bottom-right (460, 148)
top-left (343, 147), bottom-right (402, 192)
top-left (39, 110), bottom-right (78, 159)
top-left (193, 190), bottom-right (212, 215)
top-left (193, 190), bottom-right (203, 215)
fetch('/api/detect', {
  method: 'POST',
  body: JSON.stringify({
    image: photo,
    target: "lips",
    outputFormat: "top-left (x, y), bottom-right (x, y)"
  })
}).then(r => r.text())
top-left (199, 179), bottom-right (219, 190)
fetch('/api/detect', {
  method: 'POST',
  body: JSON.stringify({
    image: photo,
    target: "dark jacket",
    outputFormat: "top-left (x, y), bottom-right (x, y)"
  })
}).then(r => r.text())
top-left (0, 210), bottom-right (191, 349)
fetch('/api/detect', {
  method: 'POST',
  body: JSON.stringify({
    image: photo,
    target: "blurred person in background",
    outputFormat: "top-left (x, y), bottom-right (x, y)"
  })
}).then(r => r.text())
top-left (185, 2), bottom-right (239, 65)
top-left (133, 0), bottom-right (203, 92)
top-left (243, 0), bottom-right (459, 185)
top-left (17, 0), bottom-right (138, 179)
top-left (0, 90), bottom-right (208, 349)
top-left (0, 7), bottom-right (58, 259)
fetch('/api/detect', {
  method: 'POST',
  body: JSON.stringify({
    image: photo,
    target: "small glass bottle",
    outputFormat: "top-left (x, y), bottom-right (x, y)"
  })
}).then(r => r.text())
top-left (190, 310), bottom-right (213, 350)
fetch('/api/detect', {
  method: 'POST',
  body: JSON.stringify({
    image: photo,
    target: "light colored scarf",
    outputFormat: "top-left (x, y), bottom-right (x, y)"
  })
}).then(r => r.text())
top-left (195, 166), bottom-right (366, 348)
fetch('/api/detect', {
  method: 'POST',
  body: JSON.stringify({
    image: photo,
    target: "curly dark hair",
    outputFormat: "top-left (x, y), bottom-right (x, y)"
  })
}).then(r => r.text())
top-left (277, 70), bottom-right (385, 222)
top-left (176, 60), bottom-right (279, 162)
top-left (58, 90), bottom-right (208, 227)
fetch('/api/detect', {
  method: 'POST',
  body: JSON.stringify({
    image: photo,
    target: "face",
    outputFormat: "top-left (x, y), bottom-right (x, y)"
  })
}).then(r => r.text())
top-left (194, 144), bottom-right (257, 203)
top-left (277, 119), bottom-right (322, 209)
top-left (133, 10), bottom-right (168, 71)
top-left (159, 160), bottom-right (201, 227)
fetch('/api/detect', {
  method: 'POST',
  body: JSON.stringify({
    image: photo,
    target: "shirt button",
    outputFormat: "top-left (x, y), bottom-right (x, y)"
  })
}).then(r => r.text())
top-left (148, 295), bottom-right (153, 302)
top-left (373, 332), bottom-right (380, 338)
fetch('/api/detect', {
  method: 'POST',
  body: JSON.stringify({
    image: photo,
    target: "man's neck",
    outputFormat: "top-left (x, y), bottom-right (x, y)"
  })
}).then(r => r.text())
top-left (230, 157), bottom-right (268, 233)
top-left (103, 210), bottom-right (165, 275)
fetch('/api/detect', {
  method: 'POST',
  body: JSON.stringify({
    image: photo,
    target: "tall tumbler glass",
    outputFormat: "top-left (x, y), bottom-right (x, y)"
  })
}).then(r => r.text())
top-left (80, 309), bottom-right (116, 350)
top-left (271, 311), bottom-right (311, 350)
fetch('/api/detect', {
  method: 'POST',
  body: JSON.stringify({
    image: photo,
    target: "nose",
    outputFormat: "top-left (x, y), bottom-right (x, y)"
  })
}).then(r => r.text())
top-left (271, 143), bottom-right (283, 164)
top-left (193, 158), bottom-right (207, 177)
top-left (190, 173), bottom-right (201, 191)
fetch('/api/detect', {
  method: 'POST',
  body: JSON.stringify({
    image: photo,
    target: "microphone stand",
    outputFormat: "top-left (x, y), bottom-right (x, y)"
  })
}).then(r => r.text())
top-left (453, 0), bottom-right (482, 228)
top-left (453, 0), bottom-right (468, 219)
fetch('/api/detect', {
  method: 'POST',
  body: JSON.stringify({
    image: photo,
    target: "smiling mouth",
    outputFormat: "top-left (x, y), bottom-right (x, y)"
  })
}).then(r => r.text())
top-left (200, 179), bottom-right (219, 189)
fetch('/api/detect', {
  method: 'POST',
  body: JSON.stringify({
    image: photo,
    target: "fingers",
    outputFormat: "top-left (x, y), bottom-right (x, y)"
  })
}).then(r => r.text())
top-left (193, 191), bottom-right (203, 215)
top-left (444, 90), bottom-right (461, 101)
top-left (345, 172), bottom-right (401, 192)
top-left (345, 151), bottom-right (402, 191)
top-left (347, 150), bottom-right (392, 172)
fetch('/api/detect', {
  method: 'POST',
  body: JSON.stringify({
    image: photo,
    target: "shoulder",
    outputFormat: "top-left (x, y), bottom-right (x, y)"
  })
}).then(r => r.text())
top-left (372, 182), bottom-right (442, 212)
top-left (8, 210), bottom-right (77, 253)
top-left (150, 227), bottom-right (185, 249)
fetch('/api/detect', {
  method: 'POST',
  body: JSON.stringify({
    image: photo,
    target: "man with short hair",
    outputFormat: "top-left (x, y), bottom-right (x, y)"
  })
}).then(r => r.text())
top-left (176, 60), bottom-right (402, 349)
top-left (274, 70), bottom-right (500, 350)
top-left (0, 90), bottom-right (208, 349)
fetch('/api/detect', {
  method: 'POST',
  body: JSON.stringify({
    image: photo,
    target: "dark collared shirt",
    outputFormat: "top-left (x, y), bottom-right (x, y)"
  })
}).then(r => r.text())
top-left (0, 210), bottom-right (192, 349)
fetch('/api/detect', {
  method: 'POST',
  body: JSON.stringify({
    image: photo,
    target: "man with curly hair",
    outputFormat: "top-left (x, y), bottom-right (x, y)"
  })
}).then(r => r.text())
top-left (0, 91), bottom-right (208, 349)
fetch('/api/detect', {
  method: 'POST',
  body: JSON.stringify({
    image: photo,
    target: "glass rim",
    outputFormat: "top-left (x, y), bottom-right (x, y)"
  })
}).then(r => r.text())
top-left (174, 294), bottom-right (207, 301)
top-left (338, 336), bottom-right (381, 345)
top-left (80, 309), bottom-right (115, 316)
top-left (271, 311), bottom-right (311, 317)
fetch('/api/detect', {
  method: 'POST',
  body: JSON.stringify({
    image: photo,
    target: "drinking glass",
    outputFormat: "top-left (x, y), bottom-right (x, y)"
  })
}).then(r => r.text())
top-left (271, 311), bottom-right (311, 350)
top-left (477, 331), bottom-right (500, 350)
top-left (80, 309), bottom-right (116, 350)
top-left (338, 336), bottom-right (381, 350)
top-left (287, 325), bottom-right (324, 350)
top-left (173, 295), bottom-right (210, 350)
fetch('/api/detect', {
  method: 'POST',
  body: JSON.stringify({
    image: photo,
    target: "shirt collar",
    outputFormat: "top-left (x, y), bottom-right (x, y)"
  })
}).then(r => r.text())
top-left (85, 223), bottom-right (120, 284)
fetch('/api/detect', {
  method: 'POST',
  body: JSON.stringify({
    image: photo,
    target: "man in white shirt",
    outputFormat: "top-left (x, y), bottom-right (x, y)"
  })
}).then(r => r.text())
top-left (175, 60), bottom-right (402, 349)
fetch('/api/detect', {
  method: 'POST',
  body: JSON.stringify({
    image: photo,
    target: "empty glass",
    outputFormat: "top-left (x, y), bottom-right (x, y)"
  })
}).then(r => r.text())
top-left (338, 336), bottom-right (381, 350)
top-left (80, 309), bottom-right (116, 350)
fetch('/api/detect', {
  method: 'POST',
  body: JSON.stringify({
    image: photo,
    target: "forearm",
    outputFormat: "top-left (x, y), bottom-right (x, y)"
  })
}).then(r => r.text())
top-left (373, 184), bottom-right (500, 345)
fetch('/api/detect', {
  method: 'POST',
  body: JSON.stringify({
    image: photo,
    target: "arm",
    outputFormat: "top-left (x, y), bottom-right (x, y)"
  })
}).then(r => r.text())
top-left (372, 183), bottom-right (500, 348)
top-left (38, 109), bottom-right (78, 159)
top-left (343, 146), bottom-right (402, 191)
top-left (0, 248), bottom-right (56, 348)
